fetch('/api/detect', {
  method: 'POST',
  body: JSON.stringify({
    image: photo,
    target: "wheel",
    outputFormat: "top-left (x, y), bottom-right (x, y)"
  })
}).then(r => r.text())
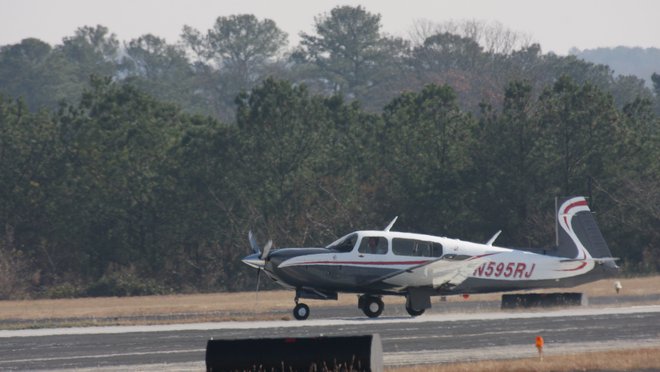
top-left (293, 303), bottom-right (310, 320)
top-left (405, 304), bottom-right (425, 317)
top-left (360, 296), bottom-right (384, 318)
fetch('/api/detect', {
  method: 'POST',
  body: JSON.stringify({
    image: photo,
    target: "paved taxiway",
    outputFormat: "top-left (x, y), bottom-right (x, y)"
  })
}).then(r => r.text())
top-left (1, 305), bottom-right (659, 370)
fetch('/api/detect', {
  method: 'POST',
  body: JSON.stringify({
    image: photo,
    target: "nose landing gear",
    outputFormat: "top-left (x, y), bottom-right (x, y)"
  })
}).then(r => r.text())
top-left (293, 298), bottom-right (310, 320)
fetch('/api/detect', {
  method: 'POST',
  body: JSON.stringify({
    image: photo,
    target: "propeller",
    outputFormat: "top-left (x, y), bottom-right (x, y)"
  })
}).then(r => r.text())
top-left (248, 231), bottom-right (273, 260)
top-left (247, 231), bottom-right (273, 316)
top-left (260, 240), bottom-right (273, 260)
top-left (248, 230), bottom-right (260, 255)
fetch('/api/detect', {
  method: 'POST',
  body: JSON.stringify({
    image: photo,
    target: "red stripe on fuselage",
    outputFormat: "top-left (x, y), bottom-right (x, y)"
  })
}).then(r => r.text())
top-left (289, 260), bottom-right (430, 266)
top-left (289, 252), bottom-right (500, 267)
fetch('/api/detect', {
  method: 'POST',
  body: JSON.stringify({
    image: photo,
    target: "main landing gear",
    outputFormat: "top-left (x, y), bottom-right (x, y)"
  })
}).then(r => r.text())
top-left (405, 303), bottom-right (425, 317)
top-left (358, 294), bottom-right (384, 318)
top-left (293, 299), bottom-right (310, 320)
top-left (291, 293), bottom-right (423, 320)
top-left (405, 295), bottom-right (426, 317)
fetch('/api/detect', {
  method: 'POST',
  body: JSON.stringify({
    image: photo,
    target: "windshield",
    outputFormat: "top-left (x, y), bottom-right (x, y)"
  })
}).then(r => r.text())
top-left (326, 233), bottom-right (357, 252)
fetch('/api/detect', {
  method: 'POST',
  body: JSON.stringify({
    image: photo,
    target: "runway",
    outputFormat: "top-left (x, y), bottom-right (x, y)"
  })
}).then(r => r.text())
top-left (1, 305), bottom-right (659, 370)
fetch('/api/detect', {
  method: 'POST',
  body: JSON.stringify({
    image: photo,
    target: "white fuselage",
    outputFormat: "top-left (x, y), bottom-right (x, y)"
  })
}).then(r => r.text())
top-left (269, 230), bottom-right (598, 294)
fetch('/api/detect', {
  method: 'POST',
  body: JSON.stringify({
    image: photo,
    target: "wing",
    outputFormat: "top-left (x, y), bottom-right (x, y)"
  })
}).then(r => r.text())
top-left (370, 253), bottom-right (499, 290)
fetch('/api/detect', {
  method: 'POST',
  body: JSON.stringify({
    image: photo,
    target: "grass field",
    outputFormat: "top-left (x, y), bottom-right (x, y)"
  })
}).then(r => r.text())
top-left (0, 275), bottom-right (657, 328)
top-left (387, 346), bottom-right (660, 372)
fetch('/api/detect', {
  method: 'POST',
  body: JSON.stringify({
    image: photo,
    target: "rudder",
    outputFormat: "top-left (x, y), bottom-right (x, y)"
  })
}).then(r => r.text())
top-left (556, 196), bottom-right (613, 259)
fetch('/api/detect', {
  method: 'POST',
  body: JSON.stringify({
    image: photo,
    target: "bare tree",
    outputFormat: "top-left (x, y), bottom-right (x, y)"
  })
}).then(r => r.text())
top-left (408, 19), bottom-right (532, 55)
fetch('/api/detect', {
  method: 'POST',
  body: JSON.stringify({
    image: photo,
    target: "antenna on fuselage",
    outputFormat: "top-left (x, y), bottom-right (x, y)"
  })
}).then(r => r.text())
top-left (384, 216), bottom-right (398, 232)
top-left (486, 230), bottom-right (502, 246)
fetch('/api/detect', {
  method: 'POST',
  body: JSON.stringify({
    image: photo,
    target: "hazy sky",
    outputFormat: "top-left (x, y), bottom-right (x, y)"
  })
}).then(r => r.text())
top-left (2, 0), bottom-right (659, 55)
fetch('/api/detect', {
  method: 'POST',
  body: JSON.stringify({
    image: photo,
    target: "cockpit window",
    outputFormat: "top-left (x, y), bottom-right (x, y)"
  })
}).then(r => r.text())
top-left (358, 236), bottom-right (388, 255)
top-left (393, 238), bottom-right (443, 257)
top-left (327, 234), bottom-right (357, 252)
top-left (432, 242), bottom-right (443, 257)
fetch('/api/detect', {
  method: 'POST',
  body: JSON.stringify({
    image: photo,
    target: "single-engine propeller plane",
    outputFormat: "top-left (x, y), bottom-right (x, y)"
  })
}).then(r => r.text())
top-left (242, 196), bottom-right (619, 320)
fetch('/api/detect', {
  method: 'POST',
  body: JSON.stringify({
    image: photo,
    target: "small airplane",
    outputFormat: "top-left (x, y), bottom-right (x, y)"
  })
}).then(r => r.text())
top-left (242, 196), bottom-right (619, 320)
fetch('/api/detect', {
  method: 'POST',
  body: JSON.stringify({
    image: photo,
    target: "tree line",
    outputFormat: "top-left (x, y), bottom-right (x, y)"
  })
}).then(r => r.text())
top-left (0, 6), bottom-right (659, 298)
top-left (2, 7), bottom-right (659, 120)
top-left (571, 46), bottom-right (660, 89)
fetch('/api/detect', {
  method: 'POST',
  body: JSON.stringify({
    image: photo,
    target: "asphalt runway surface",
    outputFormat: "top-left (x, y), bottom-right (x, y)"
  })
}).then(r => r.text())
top-left (1, 298), bottom-right (659, 371)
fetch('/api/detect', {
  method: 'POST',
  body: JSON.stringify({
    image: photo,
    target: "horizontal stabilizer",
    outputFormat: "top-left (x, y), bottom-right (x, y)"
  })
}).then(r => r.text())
top-left (559, 257), bottom-right (619, 263)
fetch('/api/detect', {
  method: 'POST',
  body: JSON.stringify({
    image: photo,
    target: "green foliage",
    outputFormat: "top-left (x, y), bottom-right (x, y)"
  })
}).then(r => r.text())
top-left (412, 33), bottom-right (483, 72)
top-left (180, 14), bottom-right (288, 120)
top-left (652, 73), bottom-right (660, 115)
top-left (233, 79), bottom-right (366, 244)
top-left (0, 8), bottom-right (659, 298)
top-left (571, 46), bottom-right (660, 88)
top-left (536, 76), bottom-right (619, 195)
top-left (472, 80), bottom-right (547, 245)
top-left (380, 84), bottom-right (477, 235)
top-left (0, 244), bottom-right (30, 300)
top-left (59, 25), bottom-right (119, 82)
top-left (120, 34), bottom-right (198, 112)
top-left (0, 8), bottom-right (655, 120)
top-left (0, 39), bottom-right (76, 110)
top-left (84, 265), bottom-right (168, 297)
top-left (297, 6), bottom-right (409, 109)
top-left (44, 283), bottom-right (81, 299)
top-left (1, 73), bottom-right (659, 298)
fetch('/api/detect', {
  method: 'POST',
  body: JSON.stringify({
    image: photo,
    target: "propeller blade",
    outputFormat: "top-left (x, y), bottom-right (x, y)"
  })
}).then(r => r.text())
top-left (260, 240), bottom-right (273, 260)
top-left (254, 267), bottom-right (261, 315)
top-left (248, 231), bottom-right (260, 255)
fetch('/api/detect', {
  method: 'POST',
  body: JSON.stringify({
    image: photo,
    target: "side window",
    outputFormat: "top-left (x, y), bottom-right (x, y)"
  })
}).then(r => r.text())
top-left (358, 236), bottom-right (388, 255)
top-left (416, 241), bottom-right (431, 257)
top-left (393, 239), bottom-right (443, 257)
top-left (392, 238), bottom-right (415, 256)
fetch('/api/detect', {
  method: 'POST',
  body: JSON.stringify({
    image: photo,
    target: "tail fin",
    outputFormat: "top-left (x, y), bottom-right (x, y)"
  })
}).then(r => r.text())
top-left (555, 196), bottom-right (613, 260)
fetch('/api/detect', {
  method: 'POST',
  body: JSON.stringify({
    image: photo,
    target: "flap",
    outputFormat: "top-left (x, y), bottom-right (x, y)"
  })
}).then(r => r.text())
top-left (370, 253), bottom-right (500, 289)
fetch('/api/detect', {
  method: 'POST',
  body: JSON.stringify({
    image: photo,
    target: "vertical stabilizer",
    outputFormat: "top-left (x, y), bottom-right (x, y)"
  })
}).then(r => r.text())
top-left (556, 196), bottom-right (613, 259)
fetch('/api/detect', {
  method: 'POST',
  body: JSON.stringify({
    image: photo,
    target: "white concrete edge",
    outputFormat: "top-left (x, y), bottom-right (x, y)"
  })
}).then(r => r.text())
top-left (1, 304), bottom-right (659, 338)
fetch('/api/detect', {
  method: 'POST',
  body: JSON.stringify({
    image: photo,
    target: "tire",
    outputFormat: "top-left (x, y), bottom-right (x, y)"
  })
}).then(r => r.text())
top-left (405, 304), bottom-right (425, 317)
top-left (293, 303), bottom-right (310, 320)
top-left (360, 296), bottom-right (384, 318)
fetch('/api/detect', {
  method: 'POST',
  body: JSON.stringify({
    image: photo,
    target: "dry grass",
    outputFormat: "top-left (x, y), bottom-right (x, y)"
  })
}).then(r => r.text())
top-left (0, 275), bottom-right (656, 328)
top-left (388, 347), bottom-right (660, 372)
top-left (452, 274), bottom-right (660, 302)
top-left (0, 290), bottom-right (375, 321)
